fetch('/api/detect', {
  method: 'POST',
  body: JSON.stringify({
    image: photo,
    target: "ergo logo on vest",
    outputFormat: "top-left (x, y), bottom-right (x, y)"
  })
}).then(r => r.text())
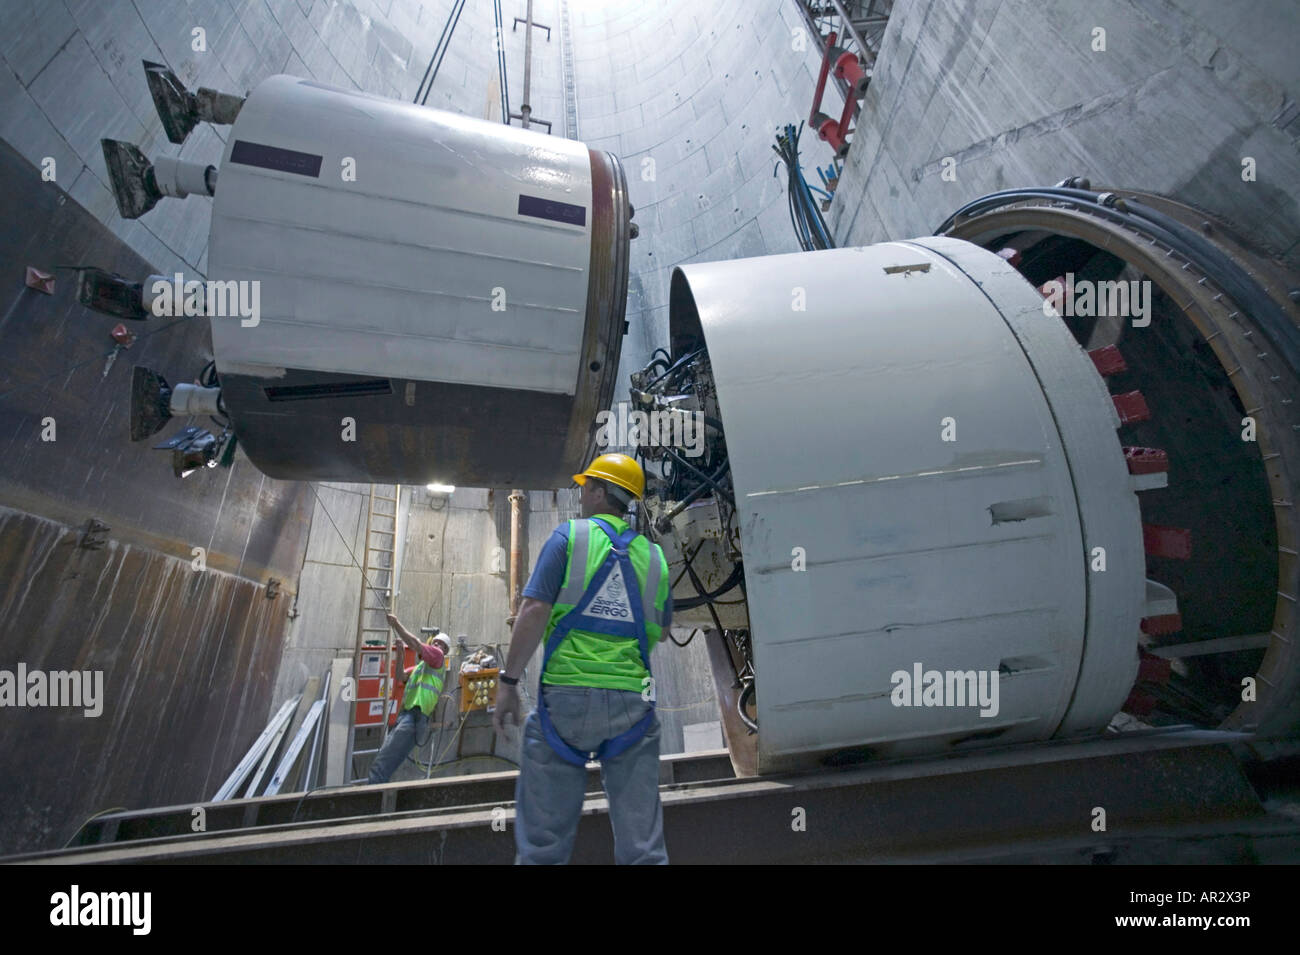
top-left (584, 567), bottom-right (633, 621)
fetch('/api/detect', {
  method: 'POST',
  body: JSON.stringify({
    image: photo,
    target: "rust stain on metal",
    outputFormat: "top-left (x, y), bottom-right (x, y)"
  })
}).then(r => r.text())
top-left (0, 509), bottom-right (294, 854)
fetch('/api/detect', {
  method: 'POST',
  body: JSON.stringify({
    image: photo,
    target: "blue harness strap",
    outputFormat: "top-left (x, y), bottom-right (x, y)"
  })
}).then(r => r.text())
top-left (537, 517), bottom-right (656, 767)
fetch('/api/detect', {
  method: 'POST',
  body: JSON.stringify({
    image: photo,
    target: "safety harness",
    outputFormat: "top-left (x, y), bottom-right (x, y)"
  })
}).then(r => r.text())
top-left (536, 517), bottom-right (657, 767)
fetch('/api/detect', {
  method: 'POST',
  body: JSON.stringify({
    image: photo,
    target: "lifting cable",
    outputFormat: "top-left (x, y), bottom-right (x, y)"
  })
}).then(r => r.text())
top-left (414, 0), bottom-right (467, 106)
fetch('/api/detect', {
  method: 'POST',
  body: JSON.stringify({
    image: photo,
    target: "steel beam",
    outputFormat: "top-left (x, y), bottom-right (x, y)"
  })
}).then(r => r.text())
top-left (12, 732), bottom-right (1274, 865)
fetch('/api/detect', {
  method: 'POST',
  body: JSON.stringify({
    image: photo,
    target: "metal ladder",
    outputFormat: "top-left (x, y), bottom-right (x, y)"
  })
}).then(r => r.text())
top-left (345, 484), bottom-right (401, 780)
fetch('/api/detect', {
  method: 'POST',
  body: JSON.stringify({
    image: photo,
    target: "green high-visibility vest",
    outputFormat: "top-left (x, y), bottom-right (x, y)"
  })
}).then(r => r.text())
top-left (542, 514), bottom-right (670, 693)
top-left (401, 649), bottom-right (446, 717)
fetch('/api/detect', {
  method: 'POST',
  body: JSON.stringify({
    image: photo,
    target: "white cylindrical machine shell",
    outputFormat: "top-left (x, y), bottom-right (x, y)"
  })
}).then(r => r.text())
top-left (670, 237), bottom-right (1144, 772)
top-left (206, 75), bottom-right (630, 484)
top-left (152, 156), bottom-right (213, 198)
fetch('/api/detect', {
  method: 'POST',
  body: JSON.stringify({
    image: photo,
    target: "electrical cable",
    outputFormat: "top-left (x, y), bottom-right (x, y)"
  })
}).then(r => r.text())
top-left (675, 560), bottom-right (744, 609)
top-left (777, 124), bottom-right (809, 250)
top-left (420, 681), bottom-right (461, 772)
top-left (669, 538), bottom-right (744, 607)
top-left (799, 160), bottom-right (834, 247)
top-left (669, 540), bottom-right (703, 590)
top-left (432, 709), bottom-right (473, 769)
top-left (803, 181), bottom-right (833, 201)
top-left (644, 347), bottom-right (704, 390)
top-left (404, 693), bottom-right (470, 777)
top-left (668, 627), bottom-right (700, 647)
top-left (683, 554), bottom-right (724, 635)
top-left (772, 122), bottom-right (835, 252)
top-left (737, 682), bottom-right (758, 733)
top-left (661, 446), bottom-right (734, 505)
top-left (655, 457), bottom-right (733, 529)
top-left (289, 785), bottom-right (332, 824)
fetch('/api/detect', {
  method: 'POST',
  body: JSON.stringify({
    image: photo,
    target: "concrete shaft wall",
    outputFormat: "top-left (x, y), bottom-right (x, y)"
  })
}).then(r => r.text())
top-left (571, 0), bottom-right (834, 396)
top-left (0, 135), bottom-right (313, 855)
top-left (830, 0), bottom-right (1300, 265)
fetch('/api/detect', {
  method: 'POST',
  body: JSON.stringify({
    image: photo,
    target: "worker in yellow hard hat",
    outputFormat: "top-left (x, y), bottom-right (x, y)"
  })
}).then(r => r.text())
top-left (495, 452), bottom-right (673, 864)
top-left (569, 451), bottom-right (646, 501)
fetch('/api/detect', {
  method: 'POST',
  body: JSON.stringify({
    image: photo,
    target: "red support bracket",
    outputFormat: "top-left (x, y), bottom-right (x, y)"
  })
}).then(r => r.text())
top-left (1088, 344), bottom-right (1127, 377)
top-left (1122, 690), bottom-right (1157, 716)
top-left (1123, 446), bottom-right (1168, 474)
top-left (1122, 650), bottom-right (1175, 715)
top-left (808, 32), bottom-right (861, 159)
top-left (1112, 391), bottom-right (1151, 424)
top-left (1143, 523), bottom-right (1192, 559)
top-left (1136, 650), bottom-right (1173, 684)
top-left (1140, 613), bottom-right (1183, 636)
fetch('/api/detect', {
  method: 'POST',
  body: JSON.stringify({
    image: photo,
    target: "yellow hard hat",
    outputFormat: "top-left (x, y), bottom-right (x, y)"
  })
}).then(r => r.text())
top-left (573, 453), bottom-right (645, 500)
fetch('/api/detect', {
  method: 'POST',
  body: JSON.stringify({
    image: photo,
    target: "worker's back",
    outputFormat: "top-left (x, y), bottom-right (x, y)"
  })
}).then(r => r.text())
top-left (539, 514), bottom-right (670, 694)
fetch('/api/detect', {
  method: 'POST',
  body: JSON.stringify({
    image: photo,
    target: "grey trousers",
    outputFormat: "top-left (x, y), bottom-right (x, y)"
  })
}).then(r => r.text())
top-left (514, 685), bottom-right (668, 864)
top-left (367, 708), bottom-right (428, 784)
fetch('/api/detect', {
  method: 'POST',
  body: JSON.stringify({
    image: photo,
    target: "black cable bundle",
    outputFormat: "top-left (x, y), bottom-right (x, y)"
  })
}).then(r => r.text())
top-left (772, 122), bottom-right (835, 252)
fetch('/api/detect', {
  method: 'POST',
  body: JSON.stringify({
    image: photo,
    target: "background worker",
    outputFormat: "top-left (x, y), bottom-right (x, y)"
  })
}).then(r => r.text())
top-left (366, 614), bottom-right (451, 784)
top-left (493, 453), bottom-right (672, 864)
